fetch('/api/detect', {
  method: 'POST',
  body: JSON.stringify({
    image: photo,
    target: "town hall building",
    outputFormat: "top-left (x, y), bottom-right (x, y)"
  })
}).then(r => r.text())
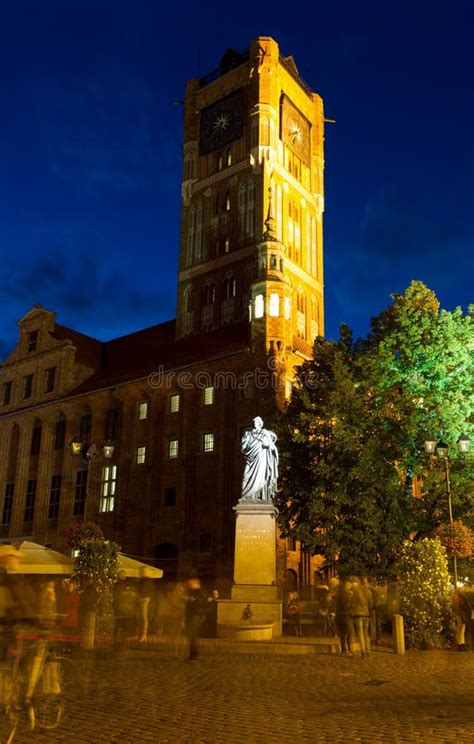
top-left (0, 37), bottom-right (326, 594)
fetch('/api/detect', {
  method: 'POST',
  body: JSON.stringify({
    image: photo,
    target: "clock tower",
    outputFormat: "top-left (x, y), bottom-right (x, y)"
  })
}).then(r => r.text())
top-left (176, 36), bottom-right (324, 373)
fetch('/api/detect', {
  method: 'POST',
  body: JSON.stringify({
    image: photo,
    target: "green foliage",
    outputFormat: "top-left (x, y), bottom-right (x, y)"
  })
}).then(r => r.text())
top-left (74, 537), bottom-right (119, 592)
top-left (396, 539), bottom-right (451, 648)
top-left (277, 281), bottom-right (474, 579)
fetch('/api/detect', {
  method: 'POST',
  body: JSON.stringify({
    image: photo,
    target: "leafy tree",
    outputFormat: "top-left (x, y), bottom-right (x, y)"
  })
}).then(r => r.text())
top-left (276, 282), bottom-right (474, 578)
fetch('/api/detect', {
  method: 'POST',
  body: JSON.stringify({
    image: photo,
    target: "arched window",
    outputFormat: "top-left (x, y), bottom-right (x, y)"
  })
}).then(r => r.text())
top-left (224, 237), bottom-right (230, 254)
top-left (296, 288), bottom-right (306, 339)
top-left (225, 191), bottom-right (231, 212)
top-left (255, 294), bottom-right (264, 319)
top-left (226, 149), bottom-right (232, 167)
top-left (184, 287), bottom-right (193, 313)
top-left (205, 284), bottom-right (216, 305)
top-left (311, 296), bottom-right (319, 340)
top-left (269, 294), bottom-right (280, 317)
top-left (195, 201), bottom-right (203, 263)
top-left (238, 183), bottom-right (246, 238)
top-left (246, 181), bottom-right (255, 236)
top-left (224, 276), bottom-right (236, 299)
top-left (217, 154), bottom-right (223, 171)
top-left (215, 194), bottom-right (220, 216)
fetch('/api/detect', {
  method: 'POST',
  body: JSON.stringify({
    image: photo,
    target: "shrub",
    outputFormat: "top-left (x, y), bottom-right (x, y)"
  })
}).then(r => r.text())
top-left (396, 538), bottom-right (451, 649)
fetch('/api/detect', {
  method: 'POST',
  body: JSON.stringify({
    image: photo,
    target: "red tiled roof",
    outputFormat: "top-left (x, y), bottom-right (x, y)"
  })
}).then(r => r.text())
top-left (67, 320), bottom-right (250, 396)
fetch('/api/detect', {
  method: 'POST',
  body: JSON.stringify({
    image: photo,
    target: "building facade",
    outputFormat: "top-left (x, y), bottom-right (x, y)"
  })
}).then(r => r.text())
top-left (0, 37), bottom-right (326, 593)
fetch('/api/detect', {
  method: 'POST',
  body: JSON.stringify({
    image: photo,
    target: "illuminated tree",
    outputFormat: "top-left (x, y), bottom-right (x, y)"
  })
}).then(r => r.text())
top-left (276, 282), bottom-right (474, 578)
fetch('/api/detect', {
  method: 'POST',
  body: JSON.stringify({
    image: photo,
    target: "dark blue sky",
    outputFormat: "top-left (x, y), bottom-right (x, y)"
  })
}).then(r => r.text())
top-left (1, 1), bottom-right (473, 360)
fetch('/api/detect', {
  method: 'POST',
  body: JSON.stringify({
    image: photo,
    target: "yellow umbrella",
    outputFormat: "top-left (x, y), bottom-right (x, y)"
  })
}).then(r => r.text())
top-left (117, 553), bottom-right (163, 579)
top-left (8, 541), bottom-right (74, 575)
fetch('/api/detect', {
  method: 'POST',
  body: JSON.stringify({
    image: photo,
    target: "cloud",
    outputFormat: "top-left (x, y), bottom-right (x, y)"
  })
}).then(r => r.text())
top-left (0, 248), bottom-right (174, 358)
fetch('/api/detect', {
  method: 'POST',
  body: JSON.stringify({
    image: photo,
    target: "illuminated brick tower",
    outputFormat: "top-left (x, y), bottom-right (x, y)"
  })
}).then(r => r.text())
top-left (176, 36), bottom-right (324, 384)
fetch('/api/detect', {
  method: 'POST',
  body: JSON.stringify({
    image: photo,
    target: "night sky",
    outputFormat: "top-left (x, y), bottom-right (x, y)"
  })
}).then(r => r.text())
top-left (1, 1), bottom-right (473, 362)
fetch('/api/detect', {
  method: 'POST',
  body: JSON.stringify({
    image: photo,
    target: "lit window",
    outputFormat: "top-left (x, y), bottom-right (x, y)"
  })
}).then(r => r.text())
top-left (255, 295), bottom-right (264, 318)
top-left (217, 155), bottom-right (223, 171)
top-left (203, 386), bottom-right (214, 406)
top-left (136, 446), bottom-right (146, 464)
top-left (226, 149), bottom-right (232, 167)
top-left (224, 237), bottom-right (230, 253)
top-left (100, 465), bottom-right (117, 513)
top-left (138, 402), bottom-right (148, 420)
top-left (284, 297), bottom-right (291, 320)
top-left (269, 293), bottom-right (280, 317)
top-left (225, 191), bottom-right (231, 211)
top-left (203, 433), bottom-right (214, 453)
top-left (169, 439), bottom-right (178, 459)
top-left (170, 394), bottom-right (180, 413)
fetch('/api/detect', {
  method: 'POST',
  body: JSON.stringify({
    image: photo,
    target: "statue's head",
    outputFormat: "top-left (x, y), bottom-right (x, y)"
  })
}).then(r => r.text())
top-left (253, 416), bottom-right (264, 431)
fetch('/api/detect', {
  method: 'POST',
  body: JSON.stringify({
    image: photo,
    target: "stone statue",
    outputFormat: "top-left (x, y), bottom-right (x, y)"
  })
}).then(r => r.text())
top-left (240, 416), bottom-right (278, 502)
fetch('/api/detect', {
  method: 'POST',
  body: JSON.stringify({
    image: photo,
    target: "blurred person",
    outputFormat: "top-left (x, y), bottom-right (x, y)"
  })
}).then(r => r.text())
top-left (201, 589), bottom-right (219, 639)
top-left (335, 578), bottom-right (354, 656)
top-left (183, 577), bottom-right (207, 660)
top-left (284, 592), bottom-right (302, 637)
top-left (0, 546), bottom-right (19, 659)
top-left (37, 579), bottom-right (57, 628)
top-left (136, 567), bottom-right (153, 643)
top-left (452, 590), bottom-right (471, 651)
top-left (113, 571), bottom-right (136, 647)
top-left (60, 579), bottom-right (80, 652)
top-left (349, 577), bottom-right (373, 657)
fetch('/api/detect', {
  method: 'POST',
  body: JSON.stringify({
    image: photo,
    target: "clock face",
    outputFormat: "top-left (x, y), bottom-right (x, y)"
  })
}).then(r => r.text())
top-left (200, 89), bottom-right (244, 155)
top-left (281, 95), bottom-right (311, 165)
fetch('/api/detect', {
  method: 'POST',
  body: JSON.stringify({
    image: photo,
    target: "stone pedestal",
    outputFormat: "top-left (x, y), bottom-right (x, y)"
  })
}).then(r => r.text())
top-left (218, 501), bottom-right (282, 638)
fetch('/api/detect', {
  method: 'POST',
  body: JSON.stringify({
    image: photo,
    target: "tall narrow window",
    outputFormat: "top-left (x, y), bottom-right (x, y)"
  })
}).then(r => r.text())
top-left (44, 367), bottom-right (56, 393)
top-left (27, 330), bottom-right (38, 353)
top-left (138, 402), bottom-right (148, 421)
top-left (203, 432), bottom-right (214, 453)
top-left (136, 446), bottom-right (146, 464)
top-left (100, 465), bottom-right (117, 513)
top-left (31, 424), bottom-right (42, 456)
top-left (105, 408), bottom-right (120, 440)
top-left (203, 386), bottom-right (214, 406)
top-left (24, 479), bottom-right (37, 522)
top-left (74, 470), bottom-right (88, 518)
top-left (205, 284), bottom-right (215, 305)
top-left (186, 206), bottom-right (195, 266)
top-left (195, 202), bottom-right (203, 262)
top-left (79, 414), bottom-right (92, 442)
top-left (224, 237), bottom-right (230, 253)
top-left (2, 381), bottom-right (12, 406)
top-left (255, 294), bottom-right (264, 319)
top-left (246, 181), bottom-right (255, 237)
top-left (2, 483), bottom-right (14, 525)
top-left (23, 374), bottom-right (33, 400)
top-left (224, 276), bottom-right (236, 299)
top-left (269, 294), bottom-right (280, 317)
top-left (48, 475), bottom-right (62, 519)
top-left (276, 184), bottom-right (283, 241)
top-left (54, 419), bottom-right (66, 450)
top-left (226, 149), bottom-right (232, 166)
top-left (238, 183), bottom-right (247, 238)
top-left (224, 191), bottom-right (231, 211)
top-left (168, 439), bottom-right (179, 459)
top-left (164, 486), bottom-right (177, 507)
top-left (169, 394), bottom-right (180, 413)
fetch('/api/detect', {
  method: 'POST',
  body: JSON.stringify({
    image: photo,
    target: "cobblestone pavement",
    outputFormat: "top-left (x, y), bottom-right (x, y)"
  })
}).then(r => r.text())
top-left (11, 645), bottom-right (474, 744)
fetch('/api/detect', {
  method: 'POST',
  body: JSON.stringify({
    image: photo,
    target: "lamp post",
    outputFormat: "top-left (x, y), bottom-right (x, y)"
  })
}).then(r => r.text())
top-left (423, 434), bottom-right (471, 588)
top-left (69, 437), bottom-right (115, 520)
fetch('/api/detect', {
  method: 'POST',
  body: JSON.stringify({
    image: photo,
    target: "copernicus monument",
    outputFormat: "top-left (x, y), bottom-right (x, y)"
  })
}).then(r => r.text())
top-left (218, 416), bottom-right (282, 638)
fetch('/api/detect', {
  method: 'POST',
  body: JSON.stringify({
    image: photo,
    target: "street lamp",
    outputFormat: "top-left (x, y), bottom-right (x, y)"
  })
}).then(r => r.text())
top-left (423, 434), bottom-right (471, 588)
top-left (69, 437), bottom-right (115, 519)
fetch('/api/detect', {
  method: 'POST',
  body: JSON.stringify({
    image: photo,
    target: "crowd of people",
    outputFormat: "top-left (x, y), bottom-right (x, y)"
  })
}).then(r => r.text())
top-left (284, 577), bottom-right (389, 656)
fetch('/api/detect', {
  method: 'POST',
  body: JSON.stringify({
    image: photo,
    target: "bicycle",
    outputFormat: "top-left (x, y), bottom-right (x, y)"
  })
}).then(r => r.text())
top-left (0, 627), bottom-right (73, 743)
